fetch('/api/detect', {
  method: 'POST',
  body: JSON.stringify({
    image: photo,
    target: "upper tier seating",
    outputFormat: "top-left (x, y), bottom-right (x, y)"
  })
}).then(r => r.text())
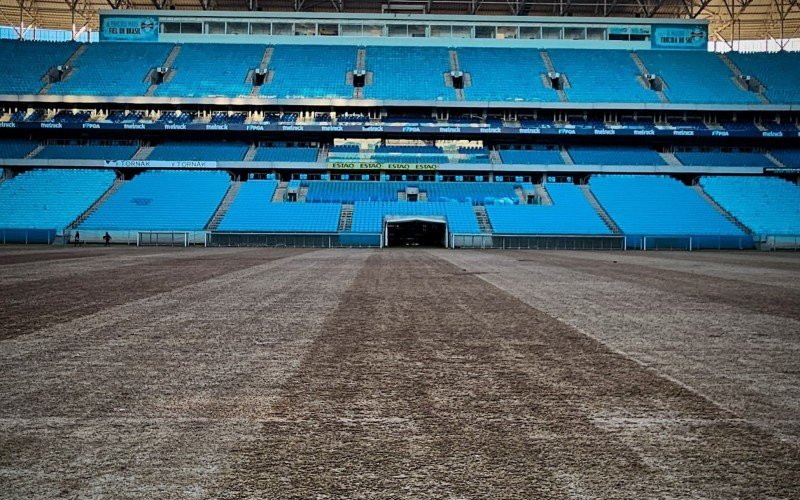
top-left (149, 141), bottom-right (248, 161)
top-left (589, 175), bottom-right (745, 236)
top-left (567, 146), bottom-right (666, 165)
top-left (34, 142), bottom-right (138, 160)
top-left (636, 50), bottom-right (760, 104)
top-left (728, 51), bottom-right (800, 104)
top-left (219, 183), bottom-right (340, 232)
top-left (0, 140), bottom-right (38, 159)
top-left (0, 40), bottom-right (78, 94)
top-left (770, 149), bottom-right (800, 168)
top-left (262, 45), bottom-right (356, 99)
top-left (674, 149), bottom-right (772, 167)
top-left (486, 183), bottom-right (610, 235)
top-left (458, 48), bottom-right (558, 102)
top-left (80, 170), bottom-right (230, 231)
top-left (351, 202), bottom-right (479, 233)
top-left (155, 43), bottom-right (264, 97)
top-left (364, 47), bottom-right (452, 100)
top-left (49, 42), bottom-right (172, 96)
top-left (547, 49), bottom-right (660, 103)
top-left (699, 176), bottom-right (800, 235)
top-left (499, 147), bottom-right (564, 165)
top-left (253, 146), bottom-right (318, 162)
top-left (0, 169), bottom-right (115, 229)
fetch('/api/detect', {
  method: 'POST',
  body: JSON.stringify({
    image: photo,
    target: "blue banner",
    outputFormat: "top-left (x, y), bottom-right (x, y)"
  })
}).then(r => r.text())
top-left (651, 24), bottom-right (708, 50)
top-left (100, 16), bottom-right (159, 42)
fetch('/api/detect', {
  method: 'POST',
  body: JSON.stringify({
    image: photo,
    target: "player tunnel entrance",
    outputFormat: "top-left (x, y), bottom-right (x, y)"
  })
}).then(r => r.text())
top-left (383, 216), bottom-right (448, 248)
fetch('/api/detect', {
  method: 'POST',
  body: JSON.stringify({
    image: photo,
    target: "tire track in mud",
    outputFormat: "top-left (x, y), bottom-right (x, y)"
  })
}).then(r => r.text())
top-left (0, 248), bottom-right (305, 341)
top-left (217, 251), bottom-right (800, 498)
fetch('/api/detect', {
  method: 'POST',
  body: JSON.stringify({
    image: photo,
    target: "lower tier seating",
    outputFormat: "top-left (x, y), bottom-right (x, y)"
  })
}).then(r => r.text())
top-left (80, 170), bottom-right (230, 231)
top-left (220, 183), bottom-right (340, 232)
top-left (351, 202), bottom-right (480, 234)
top-left (589, 175), bottom-right (746, 244)
top-left (486, 183), bottom-right (609, 235)
top-left (0, 169), bottom-right (115, 229)
top-left (700, 176), bottom-right (800, 235)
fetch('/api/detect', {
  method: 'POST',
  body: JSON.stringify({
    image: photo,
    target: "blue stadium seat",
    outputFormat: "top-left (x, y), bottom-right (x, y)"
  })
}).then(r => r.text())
top-left (219, 182), bottom-right (340, 232)
top-left (254, 146), bottom-right (318, 162)
top-left (0, 169), bottom-right (115, 230)
top-left (34, 142), bottom-right (138, 160)
top-left (149, 141), bottom-right (248, 161)
top-left (80, 170), bottom-right (230, 231)
top-left (262, 45), bottom-right (357, 99)
top-left (49, 42), bottom-right (172, 96)
top-left (458, 48), bottom-right (558, 102)
top-left (674, 149), bottom-right (772, 167)
top-left (486, 183), bottom-right (609, 235)
top-left (567, 146), bottom-right (666, 165)
top-left (499, 147), bottom-right (564, 165)
top-left (547, 49), bottom-right (660, 103)
top-left (351, 202), bottom-right (479, 233)
top-left (0, 40), bottom-right (78, 94)
top-left (700, 176), bottom-right (800, 235)
top-left (0, 140), bottom-right (38, 159)
top-left (728, 51), bottom-right (800, 104)
top-left (589, 175), bottom-right (746, 238)
top-left (155, 43), bottom-right (264, 97)
top-left (364, 47), bottom-right (452, 100)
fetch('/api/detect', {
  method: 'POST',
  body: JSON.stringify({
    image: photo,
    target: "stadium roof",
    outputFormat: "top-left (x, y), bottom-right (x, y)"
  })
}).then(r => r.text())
top-left (1, 0), bottom-right (799, 46)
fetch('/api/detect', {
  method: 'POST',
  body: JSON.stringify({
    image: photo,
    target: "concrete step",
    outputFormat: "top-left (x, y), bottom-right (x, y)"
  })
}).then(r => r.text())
top-left (70, 178), bottom-right (124, 229)
top-left (630, 52), bottom-right (669, 103)
top-left (659, 151), bottom-right (683, 166)
top-left (580, 184), bottom-right (621, 234)
top-left (132, 145), bottom-right (154, 160)
top-left (535, 184), bottom-right (553, 206)
top-left (207, 181), bottom-right (242, 230)
top-left (692, 184), bottom-right (751, 235)
top-left (489, 150), bottom-right (502, 165)
top-left (338, 204), bottom-right (354, 231)
top-left (765, 152), bottom-right (786, 169)
top-left (244, 144), bottom-right (258, 162)
top-left (25, 144), bottom-right (45, 159)
top-left (473, 205), bottom-right (493, 234)
top-left (560, 148), bottom-right (574, 165)
top-left (272, 181), bottom-right (288, 202)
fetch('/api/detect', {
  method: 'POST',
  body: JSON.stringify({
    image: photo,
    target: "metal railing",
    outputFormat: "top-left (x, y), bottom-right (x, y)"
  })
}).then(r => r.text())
top-left (450, 233), bottom-right (626, 250)
top-left (758, 235), bottom-right (800, 251)
top-left (208, 232), bottom-right (382, 248)
top-left (0, 228), bottom-right (57, 244)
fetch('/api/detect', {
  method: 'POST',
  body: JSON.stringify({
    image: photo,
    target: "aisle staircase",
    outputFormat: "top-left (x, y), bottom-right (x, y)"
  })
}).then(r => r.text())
top-left (206, 181), bottom-right (242, 230)
top-left (579, 184), bottom-right (621, 234)
top-left (692, 184), bottom-right (751, 234)
top-left (338, 204), bottom-right (354, 231)
top-left (630, 52), bottom-right (669, 103)
top-left (473, 205), bottom-right (493, 233)
top-left (69, 178), bottom-right (125, 229)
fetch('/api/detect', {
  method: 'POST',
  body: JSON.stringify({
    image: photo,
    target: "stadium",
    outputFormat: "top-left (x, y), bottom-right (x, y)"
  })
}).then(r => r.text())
top-left (0, 0), bottom-right (799, 497)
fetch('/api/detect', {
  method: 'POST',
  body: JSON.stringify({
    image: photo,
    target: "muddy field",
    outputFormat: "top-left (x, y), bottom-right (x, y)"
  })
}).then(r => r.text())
top-left (0, 247), bottom-right (798, 498)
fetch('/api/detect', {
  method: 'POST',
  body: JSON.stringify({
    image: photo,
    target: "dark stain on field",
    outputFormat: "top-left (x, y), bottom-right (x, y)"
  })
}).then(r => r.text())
top-left (518, 252), bottom-right (800, 321)
top-left (218, 251), bottom-right (800, 498)
top-left (0, 248), bottom-right (302, 340)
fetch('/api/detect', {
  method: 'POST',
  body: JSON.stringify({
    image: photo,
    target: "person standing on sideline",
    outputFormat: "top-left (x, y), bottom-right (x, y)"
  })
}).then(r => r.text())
top-left (73, 231), bottom-right (80, 246)
top-left (103, 231), bottom-right (112, 247)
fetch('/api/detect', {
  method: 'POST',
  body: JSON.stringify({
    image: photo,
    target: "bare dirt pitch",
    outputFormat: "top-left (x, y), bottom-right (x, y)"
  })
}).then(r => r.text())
top-left (0, 247), bottom-right (798, 498)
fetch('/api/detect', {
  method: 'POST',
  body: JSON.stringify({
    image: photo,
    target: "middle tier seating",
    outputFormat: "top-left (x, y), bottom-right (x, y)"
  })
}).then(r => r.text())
top-left (567, 146), bottom-right (666, 165)
top-left (34, 142), bottom-right (139, 160)
top-left (674, 149), bottom-right (772, 167)
top-left (304, 180), bottom-right (519, 204)
top-left (148, 141), bottom-right (249, 161)
top-left (351, 201), bottom-right (480, 233)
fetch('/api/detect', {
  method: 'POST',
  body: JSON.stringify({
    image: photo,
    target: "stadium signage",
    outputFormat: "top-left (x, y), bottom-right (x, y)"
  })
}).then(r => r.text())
top-left (100, 16), bottom-right (159, 42)
top-left (329, 162), bottom-right (438, 171)
top-left (651, 25), bottom-right (708, 50)
top-left (8, 119), bottom-right (796, 139)
top-left (104, 160), bottom-right (218, 169)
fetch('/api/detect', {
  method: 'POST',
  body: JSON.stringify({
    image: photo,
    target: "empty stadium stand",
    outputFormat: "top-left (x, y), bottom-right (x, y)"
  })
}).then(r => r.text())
top-left (728, 51), bottom-right (800, 104)
top-left (699, 176), bottom-right (800, 235)
top-left (364, 46), bottom-right (452, 100)
top-left (567, 146), bottom-right (667, 165)
top-left (34, 142), bottom-right (138, 160)
top-left (636, 50), bottom-right (760, 104)
top-left (148, 141), bottom-right (248, 161)
top-left (0, 168), bottom-right (115, 230)
top-left (547, 49), bottom-right (660, 103)
top-left (48, 42), bottom-right (172, 96)
top-left (499, 147), bottom-right (565, 165)
top-left (0, 40), bottom-right (78, 94)
top-left (0, 140), bottom-right (38, 159)
top-left (351, 201), bottom-right (480, 233)
top-left (154, 43), bottom-right (264, 97)
top-left (589, 175), bottom-right (747, 247)
top-left (486, 183), bottom-right (610, 234)
top-left (674, 149), bottom-right (772, 167)
top-left (80, 170), bottom-right (230, 231)
top-left (263, 45), bottom-right (356, 99)
top-left (253, 146), bottom-right (318, 162)
top-left (458, 48), bottom-right (558, 102)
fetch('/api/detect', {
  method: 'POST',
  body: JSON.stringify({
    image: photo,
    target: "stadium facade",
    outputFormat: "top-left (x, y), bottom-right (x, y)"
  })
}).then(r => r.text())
top-left (0, 10), bottom-right (798, 249)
